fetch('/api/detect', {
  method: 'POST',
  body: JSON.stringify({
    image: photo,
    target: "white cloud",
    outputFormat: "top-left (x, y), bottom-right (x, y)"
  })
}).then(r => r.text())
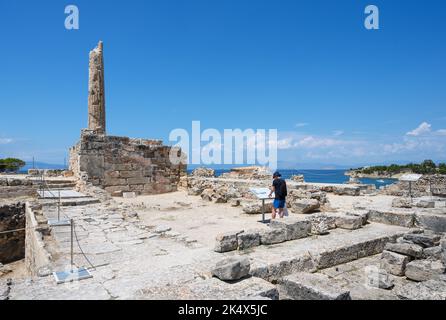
top-left (437, 129), bottom-right (446, 136)
top-left (406, 122), bottom-right (431, 136)
top-left (333, 130), bottom-right (344, 137)
top-left (295, 123), bottom-right (308, 128)
top-left (0, 138), bottom-right (13, 144)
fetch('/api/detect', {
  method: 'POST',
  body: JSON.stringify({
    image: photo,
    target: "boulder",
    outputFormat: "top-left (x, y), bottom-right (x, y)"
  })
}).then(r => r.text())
top-left (242, 202), bottom-right (273, 214)
top-left (259, 228), bottom-right (287, 245)
top-left (384, 242), bottom-right (424, 259)
top-left (392, 197), bottom-right (412, 208)
top-left (237, 230), bottom-right (261, 250)
top-left (335, 215), bottom-right (362, 230)
top-left (380, 250), bottom-right (410, 276)
top-left (423, 246), bottom-right (442, 260)
top-left (290, 199), bottom-right (320, 214)
top-left (279, 272), bottom-right (351, 300)
top-left (211, 257), bottom-right (250, 281)
top-left (191, 167), bottom-right (215, 177)
top-left (395, 280), bottom-right (446, 300)
top-left (290, 175), bottom-right (305, 183)
top-left (200, 188), bottom-right (214, 202)
top-left (188, 186), bottom-right (203, 196)
top-left (214, 230), bottom-right (244, 253)
top-left (403, 232), bottom-right (441, 248)
top-left (269, 217), bottom-right (311, 241)
top-left (346, 211), bottom-right (368, 225)
top-left (333, 186), bottom-right (360, 196)
top-left (405, 260), bottom-right (445, 282)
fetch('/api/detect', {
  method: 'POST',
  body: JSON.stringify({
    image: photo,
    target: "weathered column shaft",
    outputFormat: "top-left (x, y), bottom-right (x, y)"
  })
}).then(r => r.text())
top-left (88, 41), bottom-right (106, 134)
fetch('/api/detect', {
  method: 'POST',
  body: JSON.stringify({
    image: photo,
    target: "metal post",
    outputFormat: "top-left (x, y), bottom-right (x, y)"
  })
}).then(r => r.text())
top-left (57, 190), bottom-right (61, 221)
top-left (262, 199), bottom-right (265, 223)
top-left (71, 219), bottom-right (74, 272)
top-left (409, 181), bottom-right (413, 203)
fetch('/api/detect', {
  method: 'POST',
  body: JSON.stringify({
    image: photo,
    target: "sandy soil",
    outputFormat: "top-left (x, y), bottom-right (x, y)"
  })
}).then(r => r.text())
top-left (116, 191), bottom-right (270, 247)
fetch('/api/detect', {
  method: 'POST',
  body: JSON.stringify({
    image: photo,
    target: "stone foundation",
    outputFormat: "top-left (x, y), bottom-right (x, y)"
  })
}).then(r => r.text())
top-left (0, 202), bottom-right (26, 264)
top-left (70, 130), bottom-right (186, 196)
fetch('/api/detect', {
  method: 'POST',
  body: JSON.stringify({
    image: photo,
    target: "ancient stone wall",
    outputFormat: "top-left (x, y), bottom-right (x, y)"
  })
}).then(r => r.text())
top-left (384, 175), bottom-right (446, 197)
top-left (0, 178), bottom-right (38, 199)
top-left (0, 202), bottom-right (26, 264)
top-left (24, 203), bottom-right (51, 277)
top-left (70, 130), bottom-right (186, 196)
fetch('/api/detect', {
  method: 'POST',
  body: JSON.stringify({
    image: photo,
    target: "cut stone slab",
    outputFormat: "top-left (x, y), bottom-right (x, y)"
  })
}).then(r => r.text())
top-left (380, 250), bottom-right (410, 276)
top-left (405, 259), bottom-right (445, 282)
top-left (260, 228), bottom-right (287, 245)
top-left (279, 272), bottom-right (351, 300)
top-left (214, 230), bottom-right (244, 253)
top-left (237, 230), bottom-right (261, 250)
top-left (211, 256), bottom-right (250, 281)
top-left (183, 277), bottom-right (279, 300)
top-left (346, 211), bottom-right (368, 225)
top-left (384, 242), bottom-right (424, 259)
top-left (290, 199), bottom-right (320, 214)
top-left (403, 232), bottom-right (441, 248)
top-left (269, 217), bottom-right (311, 241)
top-left (368, 209), bottom-right (415, 228)
top-left (395, 279), bottom-right (446, 300)
top-left (335, 215), bottom-right (362, 230)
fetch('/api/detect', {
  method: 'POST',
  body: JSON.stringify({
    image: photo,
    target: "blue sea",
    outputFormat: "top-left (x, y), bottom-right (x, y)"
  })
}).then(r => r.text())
top-left (190, 169), bottom-right (397, 188)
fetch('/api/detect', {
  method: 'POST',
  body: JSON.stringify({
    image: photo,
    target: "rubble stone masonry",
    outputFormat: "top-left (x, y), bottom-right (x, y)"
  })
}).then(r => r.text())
top-left (70, 130), bottom-right (186, 196)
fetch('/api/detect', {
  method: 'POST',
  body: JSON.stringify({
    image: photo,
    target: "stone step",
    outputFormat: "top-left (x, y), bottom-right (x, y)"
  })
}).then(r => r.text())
top-left (246, 223), bottom-right (409, 282)
top-left (40, 198), bottom-right (100, 207)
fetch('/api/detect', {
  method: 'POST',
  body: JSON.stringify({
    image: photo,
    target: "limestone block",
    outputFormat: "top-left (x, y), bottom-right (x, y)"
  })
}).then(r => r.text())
top-left (242, 202), bottom-right (273, 214)
top-left (290, 199), bottom-right (320, 214)
top-left (395, 280), bottom-right (446, 300)
top-left (119, 170), bottom-right (142, 178)
top-left (368, 209), bottom-right (415, 228)
top-left (380, 250), bottom-right (410, 276)
top-left (211, 256), bottom-right (250, 281)
top-left (270, 218), bottom-right (311, 241)
top-left (279, 272), bottom-right (351, 300)
top-left (335, 215), bottom-right (362, 230)
top-left (423, 246), bottom-right (442, 260)
top-left (259, 228), bottom-right (287, 245)
top-left (237, 230), bottom-right (261, 250)
top-left (392, 197), bottom-right (412, 208)
top-left (405, 260), bottom-right (445, 282)
top-left (403, 232), bottom-right (441, 248)
top-left (122, 192), bottom-right (136, 199)
top-left (384, 242), bottom-right (424, 259)
top-left (214, 230), bottom-right (244, 253)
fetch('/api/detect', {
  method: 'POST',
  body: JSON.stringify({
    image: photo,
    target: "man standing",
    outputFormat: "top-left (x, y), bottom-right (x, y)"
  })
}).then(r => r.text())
top-left (269, 171), bottom-right (287, 219)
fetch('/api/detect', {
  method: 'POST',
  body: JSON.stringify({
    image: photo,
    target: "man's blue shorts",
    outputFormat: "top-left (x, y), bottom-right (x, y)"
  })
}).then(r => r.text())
top-left (273, 199), bottom-right (285, 209)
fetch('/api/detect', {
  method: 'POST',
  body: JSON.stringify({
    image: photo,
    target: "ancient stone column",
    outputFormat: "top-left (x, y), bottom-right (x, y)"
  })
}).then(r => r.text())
top-left (88, 41), bottom-right (106, 134)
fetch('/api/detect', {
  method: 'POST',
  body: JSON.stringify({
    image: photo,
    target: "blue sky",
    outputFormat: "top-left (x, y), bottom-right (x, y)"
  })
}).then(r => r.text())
top-left (0, 0), bottom-right (445, 168)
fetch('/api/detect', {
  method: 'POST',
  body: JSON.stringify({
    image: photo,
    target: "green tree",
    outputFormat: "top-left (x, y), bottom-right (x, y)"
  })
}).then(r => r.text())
top-left (439, 163), bottom-right (446, 174)
top-left (0, 158), bottom-right (26, 173)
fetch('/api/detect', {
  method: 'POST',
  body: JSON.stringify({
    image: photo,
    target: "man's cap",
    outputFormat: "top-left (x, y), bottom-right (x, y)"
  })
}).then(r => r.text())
top-left (273, 171), bottom-right (282, 178)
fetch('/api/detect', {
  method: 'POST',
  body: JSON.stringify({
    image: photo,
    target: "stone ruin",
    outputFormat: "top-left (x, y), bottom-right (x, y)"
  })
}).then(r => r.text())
top-left (69, 42), bottom-right (186, 196)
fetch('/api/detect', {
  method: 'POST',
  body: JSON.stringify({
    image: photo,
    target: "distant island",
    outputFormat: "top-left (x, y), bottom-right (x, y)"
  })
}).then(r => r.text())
top-left (347, 160), bottom-right (446, 179)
